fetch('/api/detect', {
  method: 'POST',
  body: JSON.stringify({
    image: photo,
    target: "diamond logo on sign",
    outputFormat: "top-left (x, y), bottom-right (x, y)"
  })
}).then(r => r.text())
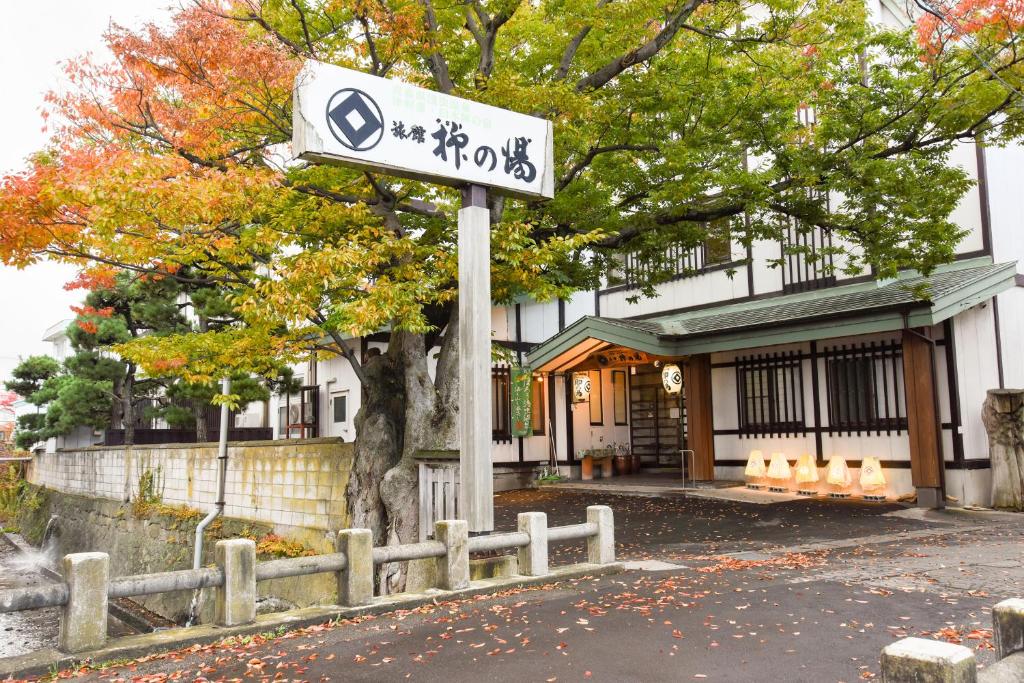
top-left (326, 89), bottom-right (384, 151)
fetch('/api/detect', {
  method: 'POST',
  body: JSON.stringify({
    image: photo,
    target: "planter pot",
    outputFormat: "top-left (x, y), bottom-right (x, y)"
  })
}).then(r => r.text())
top-left (614, 454), bottom-right (630, 476)
top-left (600, 458), bottom-right (613, 478)
top-left (581, 455), bottom-right (594, 481)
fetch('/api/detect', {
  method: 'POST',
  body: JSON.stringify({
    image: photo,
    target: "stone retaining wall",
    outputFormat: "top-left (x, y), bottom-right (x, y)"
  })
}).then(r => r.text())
top-left (27, 438), bottom-right (354, 533)
top-left (15, 487), bottom-right (337, 624)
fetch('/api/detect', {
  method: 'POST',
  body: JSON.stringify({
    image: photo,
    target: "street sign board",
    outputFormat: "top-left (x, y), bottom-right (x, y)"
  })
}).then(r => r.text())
top-left (293, 60), bottom-right (554, 199)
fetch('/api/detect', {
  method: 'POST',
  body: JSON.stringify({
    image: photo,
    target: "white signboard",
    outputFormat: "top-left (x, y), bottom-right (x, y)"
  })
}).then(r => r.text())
top-left (293, 60), bottom-right (554, 199)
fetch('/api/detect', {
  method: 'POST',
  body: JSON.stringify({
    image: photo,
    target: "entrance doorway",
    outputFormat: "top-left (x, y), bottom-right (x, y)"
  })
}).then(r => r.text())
top-left (629, 364), bottom-right (686, 469)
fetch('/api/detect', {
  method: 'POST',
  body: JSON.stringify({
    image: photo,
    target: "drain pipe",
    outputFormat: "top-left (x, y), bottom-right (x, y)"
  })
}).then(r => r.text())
top-left (193, 377), bottom-right (231, 571)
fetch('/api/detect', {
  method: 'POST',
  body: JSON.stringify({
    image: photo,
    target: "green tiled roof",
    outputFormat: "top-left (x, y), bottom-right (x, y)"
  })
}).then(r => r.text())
top-left (652, 261), bottom-right (1016, 338)
top-left (528, 258), bottom-right (1018, 370)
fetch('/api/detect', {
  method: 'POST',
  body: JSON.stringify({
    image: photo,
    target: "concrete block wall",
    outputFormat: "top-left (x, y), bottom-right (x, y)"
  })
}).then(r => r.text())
top-left (27, 438), bottom-right (354, 533)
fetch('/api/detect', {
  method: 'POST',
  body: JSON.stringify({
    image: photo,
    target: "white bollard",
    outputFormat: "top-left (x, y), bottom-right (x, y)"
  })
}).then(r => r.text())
top-left (517, 512), bottom-right (548, 576)
top-left (215, 539), bottom-right (256, 627)
top-left (993, 598), bottom-right (1024, 661)
top-left (337, 528), bottom-right (374, 606)
top-left (59, 552), bottom-right (109, 653)
top-left (435, 519), bottom-right (469, 590)
top-left (586, 505), bottom-right (615, 565)
top-left (880, 637), bottom-right (977, 683)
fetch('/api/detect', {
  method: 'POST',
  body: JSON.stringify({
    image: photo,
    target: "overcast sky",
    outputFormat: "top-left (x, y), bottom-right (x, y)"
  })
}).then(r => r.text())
top-left (0, 1), bottom-right (174, 384)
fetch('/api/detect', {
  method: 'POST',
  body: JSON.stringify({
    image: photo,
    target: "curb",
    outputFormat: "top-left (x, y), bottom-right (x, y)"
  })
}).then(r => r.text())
top-left (0, 561), bottom-right (624, 679)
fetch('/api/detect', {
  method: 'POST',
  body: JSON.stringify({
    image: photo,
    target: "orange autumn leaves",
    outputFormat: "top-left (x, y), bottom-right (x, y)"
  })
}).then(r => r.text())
top-left (917, 0), bottom-right (1024, 52)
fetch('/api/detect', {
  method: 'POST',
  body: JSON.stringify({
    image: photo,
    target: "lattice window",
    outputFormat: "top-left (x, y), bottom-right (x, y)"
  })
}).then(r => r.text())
top-left (736, 351), bottom-right (806, 437)
top-left (491, 367), bottom-right (511, 443)
top-left (823, 341), bottom-right (907, 435)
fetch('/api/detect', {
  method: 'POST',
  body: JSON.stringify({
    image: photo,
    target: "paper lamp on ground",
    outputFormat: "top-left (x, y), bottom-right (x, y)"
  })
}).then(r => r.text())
top-left (859, 456), bottom-right (887, 501)
top-left (825, 455), bottom-right (853, 498)
top-left (744, 450), bottom-right (766, 489)
top-left (765, 452), bottom-right (792, 492)
top-left (794, 453), bottom-right (819, 496)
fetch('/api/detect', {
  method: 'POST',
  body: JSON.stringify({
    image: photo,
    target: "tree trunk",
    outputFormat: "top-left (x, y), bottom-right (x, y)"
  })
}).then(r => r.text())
top-left (194, 402), bottom-right (209, 443)
top-left (345, 307), bottom-right (460, 594)
top-left (122, 365), bottom-right (136, 446)
top-left (982, 389), bottom-right (1024, 510)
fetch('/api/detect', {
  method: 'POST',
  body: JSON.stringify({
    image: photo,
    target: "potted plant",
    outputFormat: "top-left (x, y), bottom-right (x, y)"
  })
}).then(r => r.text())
top-left (592, 448), bottom-right (613, 478)
top-left (612, 442), bottom-right (631, 475)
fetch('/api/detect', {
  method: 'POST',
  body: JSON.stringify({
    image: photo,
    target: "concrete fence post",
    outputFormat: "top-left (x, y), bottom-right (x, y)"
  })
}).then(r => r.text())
top-left (215, 539), bottom-right (256, 627)
top-left (59, 552), bottom-right (109, 654)
top-left (880, 637), bottom-right (977, 683)
top-left (517, 511), bottom-right (548, 576)
top-left (993, 598), bottom-right (1024, 660)
top-left (586, 505), bottom-right (615, 565)
top-left (337, 528), bottom-right (374, 606)
top-left (435, 519), bottom-right (469, 590)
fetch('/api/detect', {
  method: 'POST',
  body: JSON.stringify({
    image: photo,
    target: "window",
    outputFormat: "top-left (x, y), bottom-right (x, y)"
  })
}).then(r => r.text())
top-left (704, 218), bottom-right (732, 264)
top-left (589, 370), bottom-right (603, 425)
top-left (530, 377), bottom-right (545, 435)
top-left (492, 367), bottom-right (511, 442)
top-left (332, 393), bottom-right (348, 424)
top-left (781, 192), bottom-right (836, 293)
top-left (612, 371), bottom-right (628, 425)
top-left (824, 342), bottom-right (907, 435)
top-left (736, 351), bottom-right (805, 436)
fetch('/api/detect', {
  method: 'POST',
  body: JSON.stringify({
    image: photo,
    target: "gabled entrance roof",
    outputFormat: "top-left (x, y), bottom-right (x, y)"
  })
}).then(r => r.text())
top-left (528, 258), bottom-right (1017, 372)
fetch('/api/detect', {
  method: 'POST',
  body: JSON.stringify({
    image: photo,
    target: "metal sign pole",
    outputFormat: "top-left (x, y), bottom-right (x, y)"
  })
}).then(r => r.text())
top-left (458, 184), bottom-right (494, 533)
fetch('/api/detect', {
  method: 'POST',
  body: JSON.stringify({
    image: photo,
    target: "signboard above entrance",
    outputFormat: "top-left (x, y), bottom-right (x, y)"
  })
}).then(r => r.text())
top-left (292, 60), bottom-right (555, 199)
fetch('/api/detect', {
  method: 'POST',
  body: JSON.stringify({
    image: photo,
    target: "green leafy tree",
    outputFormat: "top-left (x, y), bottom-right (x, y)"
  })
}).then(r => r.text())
top-left (4, 356), bottom-right (61, 450)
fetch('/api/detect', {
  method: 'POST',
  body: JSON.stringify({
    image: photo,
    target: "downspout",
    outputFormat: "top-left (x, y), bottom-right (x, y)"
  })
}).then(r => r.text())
top-left (193, 377), bottom-right (231, 570)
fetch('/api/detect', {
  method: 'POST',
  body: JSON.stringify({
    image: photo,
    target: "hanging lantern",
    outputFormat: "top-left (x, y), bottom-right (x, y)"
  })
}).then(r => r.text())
top-left (661, 363), bottom-right (682, 394)
top-left (825, 455), bottom-right (852, 498)
top-left (766, 452), bottom-right (792, 492)
top-left (794, 453), bottom-right (819, 496)
top-left (860, 456), bottom-right (887, 501)
top-left (744, 450), bottom-right (766, 489)
top-left (572, 373), bottom-right (592, 403)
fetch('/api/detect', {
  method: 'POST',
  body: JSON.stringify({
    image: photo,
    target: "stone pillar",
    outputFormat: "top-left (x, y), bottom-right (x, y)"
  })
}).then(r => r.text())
top-left (982, 389), bottom-right (1024, 511)
top-left (215, 539), bottom-right (256, 627)
top-left (337, 528), bottom-right (374, 606)
top-left (993, 598), bottom-right (1024, 660)
top-left (435, 519), bottom-right (469, 590)
top-left (586, 505), bottom-right (615, 565)
top-left (59, 552), bottom-right (109, 654)
top-left (517, 512), bottom-right (548, 576)
top-left (880, 638), bottom-right (976, 682)
top-left (458, 186), bottom-right (494, 534)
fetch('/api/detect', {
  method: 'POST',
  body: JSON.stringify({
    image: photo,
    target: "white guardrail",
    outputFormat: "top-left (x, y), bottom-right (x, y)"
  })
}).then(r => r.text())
top-left (0, 506), bottom-right (614, 654)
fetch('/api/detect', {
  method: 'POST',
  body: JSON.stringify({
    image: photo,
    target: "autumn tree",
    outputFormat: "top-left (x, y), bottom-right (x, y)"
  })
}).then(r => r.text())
top-left (2, 0), bottom-right (1023, 588)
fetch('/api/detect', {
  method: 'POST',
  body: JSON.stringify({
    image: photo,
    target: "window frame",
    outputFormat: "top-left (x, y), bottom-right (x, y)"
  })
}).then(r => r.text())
top-left (491, 367), bottom-right (512, 443)
top-left (588, 370), bottom-right (604, 426)
top-left (736, 351), bottom-right (806, 437)
top-left (612, 370), bottom-right (628, 426)
top-left (530, 376), bottom-right (545, 436)
top-left (823, 341), bottom-right (907, 436)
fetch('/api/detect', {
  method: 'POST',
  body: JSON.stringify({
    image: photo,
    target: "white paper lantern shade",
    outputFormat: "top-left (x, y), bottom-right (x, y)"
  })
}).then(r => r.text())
top-left (794, 453), bottom-right (819, 496)
top-left (825, 456), bottom-right (853, 498)
top-left (661, 364), bottom-right (682, 394)
top-left (766, 452), bottom-right (792, 492)
top-left (860, 456), bottom-right (887, 501)
top-left (572, 373), bottom-right (592, 403)
top-left (744, 450), bottom-right (766, 489)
